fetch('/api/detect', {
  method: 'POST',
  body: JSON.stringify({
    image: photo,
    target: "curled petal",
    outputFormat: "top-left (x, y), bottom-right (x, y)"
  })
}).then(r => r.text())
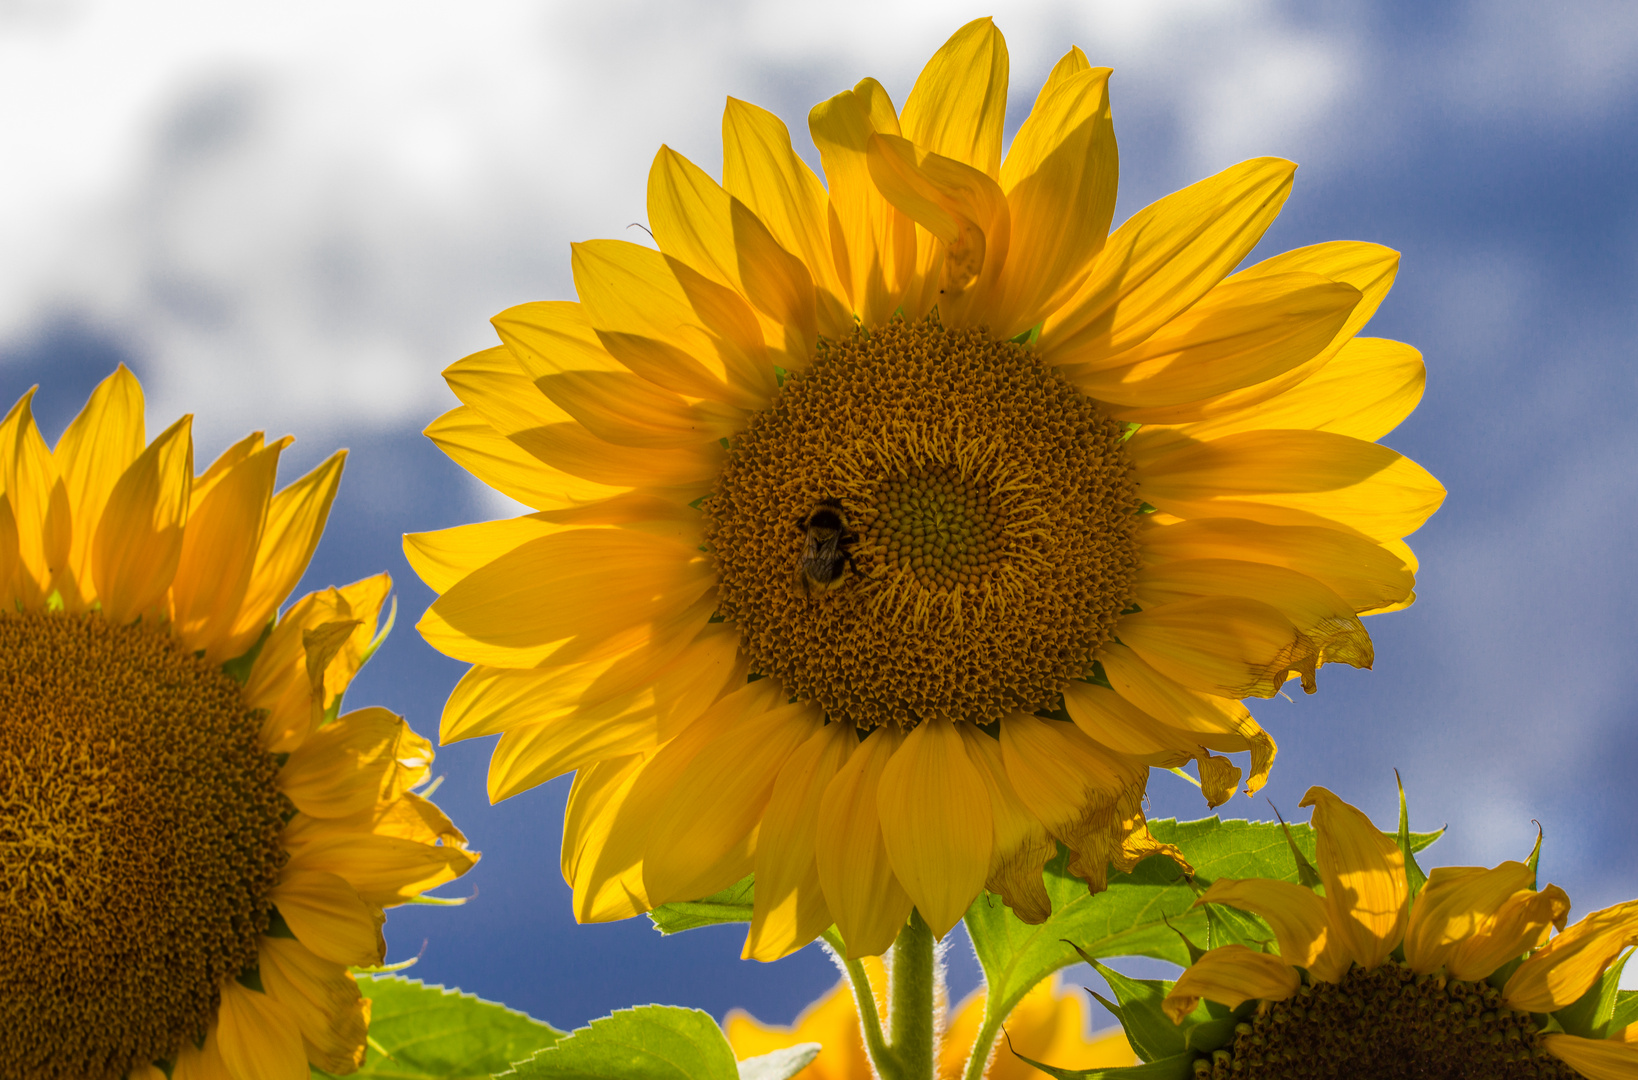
top-left (1164, 945), bottom-right (1300, 1023)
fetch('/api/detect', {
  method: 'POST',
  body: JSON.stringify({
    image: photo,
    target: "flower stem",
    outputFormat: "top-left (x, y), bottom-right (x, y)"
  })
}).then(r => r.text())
top-left (822, 929), bottom-right (898, 1080)
top-left (961, 1002), bottom-right (1005, 1080)
top-left (887, 910), bottom-right (937, 1080)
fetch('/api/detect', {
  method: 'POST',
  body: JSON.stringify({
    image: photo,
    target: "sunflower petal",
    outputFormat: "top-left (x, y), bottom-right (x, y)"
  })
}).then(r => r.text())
top-left (215, 980), bottom-right (308, 1080)
top-left (1196, 878), bottom-right (1336, 975)
top-left (256, 937), bottom-right (370, 1075)
top-left (424, 405), bottom-right (616, 510)
top-left (815, 725), bottom-right (913, 958)
top-left (52, 364), bottom-right (145, 605)
top-left (1164, 945), bottom-right (1300, 1022)
top-left (536, 369), bottom-right (742, 450)
top-left (280, 706), bottom-right (429, 819)
top-left (900, 17), bottom-right (1009, 179)
top-left (271, 868), bottom-right (386, 968)
top-left (1504, 900), bottom-right (1638, 1013)
top-left (1300, 786), bottom-right (1408, 972)
top-left (93, 414), bottom-right (193, 624)
top-left (876, 718), bottom-right (993, 939)
top-left (562, 753), bottom-right (652, 922)
top-left (172, 441), bottom-right (283, 660)
top-left (0, 391), bottom-right (70, 605)
top-left (1040, 157), bottom-right (1296, 368)
top-left (1540, 1033), bottom-right (1638, 1080)
top-left (1446, 884), bottom-right (1570, 982)
top-left (958, 724), bottom-right (1057, 925)
top-left (1404, 862), bottom-right (1534, 974)
top-left (1132, 428), bottom-right (1446, 543)
top-left (1119, 595), bottom-right (1315, 698)
top-left (746, 721), bottom-right (855, 962)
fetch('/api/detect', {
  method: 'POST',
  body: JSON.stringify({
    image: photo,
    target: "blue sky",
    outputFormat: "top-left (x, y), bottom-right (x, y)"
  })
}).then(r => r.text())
top-left (3, 0), bottom-right (1636, 1033)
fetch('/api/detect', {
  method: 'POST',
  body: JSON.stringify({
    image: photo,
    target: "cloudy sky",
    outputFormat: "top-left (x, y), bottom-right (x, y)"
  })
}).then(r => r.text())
top-left (4, 0), bottom-right (1636, 1032)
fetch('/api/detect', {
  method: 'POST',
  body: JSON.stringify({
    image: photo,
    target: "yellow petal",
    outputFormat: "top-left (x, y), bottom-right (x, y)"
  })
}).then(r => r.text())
top-left (1300, 785), bottom-right (1408, 972)
top-left (511, 420), bottom-right (723, 490)
top-left (722, 96), bottom-right (852, 334)
top-left (726, 966), bottom-right (879, 1080)
top-left (492, 299), bottom-right (625, 381)
top-left (225, 449), bottom-right (346, 659)
top-left (52, 364), bottom-right (146, 607)
top-left (1039, 158), bottom-right (1296, 369)
top-left (876, 718), bottom-right (993, 939)
top-left (444, 344), bottom-right (572, 435)
top-left (957, 724), bottom-right (1056, 925)
top-left (1542, 1033), bottom-right (1638, 1080)
top-left (645, 700), bottom-right (825, 905)
top-left (1163, 240), bottom-right (1402, 423)
top-left (900, 17), bottom-right (1009, 179)
top-left (1171, 337), bottom-right (1425, 444)
top-left (404, 514), bottom-right (566, 596)
top-left (746, 722), bottom-right (855, 962)
top-left (1504, 899), bottom-right (1638, 1013)
top-left (280, 706), bottom-right (429, 819)
top-left (865, 132), bottom-right (1010, 316)
top-left (1404, 861), bottom-right (1533, 974)
top-left (1139, 517), bottom-right (1415, 616)
top-left (256, 936), bottom-right (370, 1075)
top-left (484, 706), bottom-right (657, 803)
top-left (647, 145), bottom-right (817, 366)
top-left (1118, 595), bottom-right (1316, 698)
top-left (1060, 678), bottom-right (1195, 764)
top-left (1195, 878), bottom-right (1337, 975)
top-left (815, 725), bottom-right (914, 958)
top-left (170, 1023), bottom-right (232, 1080)
top-left (990, 63), bottom-right (1116, 335)
top-left (417, 528), bottom-right (713, 667)
top-left (92, 414), bottom-right (193, 623)
top-left (215, 980), bottom-right (308, 1080)
top-left (0, 495), bottom-right (20, 607)
top-left (536, 368), bottom-right (742, 451)
top-left (1163, 945), bottom-right (1300, 1022)
top-left (424, 404), bottom-right (619, 511)
top-left (999, 714), bottom-right (1172, 892)
top-left (571, 239), bottom-right (776, 410)
top-left (1445, 883), bottom-right (1570, 982)
top-left (1132, 428), bottom-right (1446, 543)
top-left (271, 868), bottom-right (386, 968)
top-left (283, 809), bottom-right (477, 907)
top-left (1066, 272), bottom-right (1361, 417)
top-left (807, 78), bottom-right (919, 325)
top-left (171, 440), bottom-right (283, 660)
top-left (0, 390), bottom-right (70, 605)
top-left (1135, 559), bottom-right (1373, 673)
top-left (562, 753), bottom-right (652, 922)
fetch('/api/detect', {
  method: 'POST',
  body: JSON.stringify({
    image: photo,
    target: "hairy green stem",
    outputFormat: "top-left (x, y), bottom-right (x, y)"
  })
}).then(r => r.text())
top-left (887, 911), bottom-right (937, 1080)
top-left (961, 1003), bottom-right (1006, 1080)
top-left (822, 928), bottom-right (899, 1080)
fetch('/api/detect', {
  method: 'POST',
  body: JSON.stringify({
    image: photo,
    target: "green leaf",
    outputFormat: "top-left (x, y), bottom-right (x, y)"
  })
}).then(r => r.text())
top-left (1609, 988), bottom-right (1638, 1032)
top-left (506, 1005), bottom-right (739, 1080)
top-left (648, 875), bottom-right (755, 935)
top-left (1555, 948), bottom-right (1633, 1038)
top-left (1007, 1046), bottom-right (1195, 1080)
top-left (962, 816), bottom-right (1442, 1049)
top-left (311, 975), bottom-right (563, 1079)
top-left (734, 1044), bottom-right (821, 1080)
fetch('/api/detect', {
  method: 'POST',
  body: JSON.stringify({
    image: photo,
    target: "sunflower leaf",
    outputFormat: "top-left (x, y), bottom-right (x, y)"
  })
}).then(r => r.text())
top-left (312, 975), bottom-right (563, 1079)
top-left (503, 1005), bottom-right (739, 1080)
top-left (648, 874), bottom-right (756, 934)
top-left (1609, 989), bottom-right (1638, 1033)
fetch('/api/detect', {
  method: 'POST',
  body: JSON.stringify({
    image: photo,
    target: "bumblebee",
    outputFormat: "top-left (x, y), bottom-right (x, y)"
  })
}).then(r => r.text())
top-left (796, 497), bottom-right (858, 595)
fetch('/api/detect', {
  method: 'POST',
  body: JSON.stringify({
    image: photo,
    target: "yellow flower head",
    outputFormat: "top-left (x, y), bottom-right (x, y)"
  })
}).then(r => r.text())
top-left (1162, 787), bottom-right (1638, 1079)
top-left (0, 368), bottom-right (478, 1080)
top-left (410, 19), bottom-right (1442, 958)
top-left (725, 965), bottom-right (1135, 1080)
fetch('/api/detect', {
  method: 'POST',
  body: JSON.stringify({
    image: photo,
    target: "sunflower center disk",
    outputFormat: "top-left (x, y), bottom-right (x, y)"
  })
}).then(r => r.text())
top-left (0, 613), bottom-right (287, 1080)
top-left (705, 320), bottom-right (1141, 729)
top-left (1206, 962), bottom-right (1578, 1080)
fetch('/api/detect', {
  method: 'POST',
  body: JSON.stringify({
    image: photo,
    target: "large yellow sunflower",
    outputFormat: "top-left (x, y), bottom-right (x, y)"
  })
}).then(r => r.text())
top-left (1161, 788), bottom-right (1638, 1079)
top-left (409, 18), bottom-right (1443, 959)
top-left (726, 964), bottom-right (1135, 1079)
top-left (0, 368), bottom-right (478, 1080)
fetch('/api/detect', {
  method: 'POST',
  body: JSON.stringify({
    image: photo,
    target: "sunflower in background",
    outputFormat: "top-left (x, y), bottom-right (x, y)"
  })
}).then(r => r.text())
top-left (1157, 788), bottom-right (1638, 1079)
top-left (727, 964), bottom-right (1136, 1079)
top-left (0, 368), bottom-right (477, 1080)
top-left (410, 17), bottom-right (1443, 959)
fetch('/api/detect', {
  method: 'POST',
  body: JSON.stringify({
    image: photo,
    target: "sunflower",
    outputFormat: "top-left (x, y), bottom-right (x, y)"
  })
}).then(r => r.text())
top-left (409, 18), bottom-right (1442, 958)
top-left (726, 965), bottom-right (1135, 1079)
top-left (0, 368), bottom-right (478, 1080)
top-left (1161, 787), bottom-right (1638, 1079)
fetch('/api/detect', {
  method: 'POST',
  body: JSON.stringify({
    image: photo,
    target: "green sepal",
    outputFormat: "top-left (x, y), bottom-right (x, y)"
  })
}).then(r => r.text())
top-left (504, 1005), bottom-right (737, 1080)
top-left (1080, 958), bottom-right (1189, 1063)
top-left (1526, 824), bottom-right (1544, 890)
top-left (1269, 804), bottom-right (1323, 891)
top-left (1394, 771), bottom-right (1429, 901)
top-left (1009, 324), bottom-right (1042, 346)
top-left (311, 975), bottom-right (562, 1078)
top-left (1121, 421), bottom-right (1142, 442)
top-left (220, 617), bottom-right (273, 684)
top-left (1554, 947), bottom-right (1634, 1038)
top-left (1158, 917), bottom-right (1207, 966)
top-left (1198, 896), bottom-right (1274, 954)
top-left (648, 875), bottom-right (755, 934)
top-left (1007, 1046), bottom-right (1195, 1080)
